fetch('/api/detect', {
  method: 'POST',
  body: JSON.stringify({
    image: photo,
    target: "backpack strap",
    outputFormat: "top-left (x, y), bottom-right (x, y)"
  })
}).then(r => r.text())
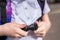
top-left (37, 0), bottom-right (45, 21)
top-left (0, 1), bottom-right (6, 24)
top-left (0, 6), bottom-right (1, 25)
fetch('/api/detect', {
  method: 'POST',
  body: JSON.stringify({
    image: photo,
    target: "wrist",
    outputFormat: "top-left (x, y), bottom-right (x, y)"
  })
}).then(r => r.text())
top-left (0, 25), bottom-right (4, 36)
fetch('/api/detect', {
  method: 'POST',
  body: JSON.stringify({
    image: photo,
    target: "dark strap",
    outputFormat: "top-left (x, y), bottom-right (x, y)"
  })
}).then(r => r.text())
top-left (0, 6), bottom-right (1, 24)
top-left (0, 1), bottom-right (6, 24)
top-left (37, 0), bottom-right (45, 21)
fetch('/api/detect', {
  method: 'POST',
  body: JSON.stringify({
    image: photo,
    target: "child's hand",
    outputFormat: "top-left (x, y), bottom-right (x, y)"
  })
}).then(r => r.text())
top-left (34, 21), bottom-right (51, 37)
top-left (0, 22), bottom-right (28, 38)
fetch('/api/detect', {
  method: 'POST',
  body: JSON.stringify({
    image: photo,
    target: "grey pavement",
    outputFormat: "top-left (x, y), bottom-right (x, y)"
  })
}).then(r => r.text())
top-left (44, 3), bottom-right (60, 40)
top-left (49, 3), bottom-right (60, 15)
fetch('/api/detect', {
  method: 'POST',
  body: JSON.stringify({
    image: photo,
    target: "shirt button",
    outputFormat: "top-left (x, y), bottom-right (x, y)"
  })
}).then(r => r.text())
top-left (25, 7), bottom-right (28, 9)
top-left (27, 17), bottom-right (30, 19)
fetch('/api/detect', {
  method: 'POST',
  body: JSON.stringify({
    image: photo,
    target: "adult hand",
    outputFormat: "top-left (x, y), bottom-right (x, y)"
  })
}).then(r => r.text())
top-left (34, 21), bottom-right (51, 37)
top-left (0, 22), bottom-right (28, 38)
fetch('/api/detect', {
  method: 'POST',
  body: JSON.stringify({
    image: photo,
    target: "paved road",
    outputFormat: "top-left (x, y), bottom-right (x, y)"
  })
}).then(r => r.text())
top-left (49, 3), bottom-right (60, 15)
top-left (44, 13), bottom-right (60, 40)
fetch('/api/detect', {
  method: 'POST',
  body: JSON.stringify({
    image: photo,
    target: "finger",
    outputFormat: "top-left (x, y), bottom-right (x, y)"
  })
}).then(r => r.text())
top-left (18, 24), bottom-right (26, 28)
top-left (36, 34), bottom-right (42, 37)
top-left (34, 27), bottom-right (44, 34)
top-left (14, 23), bottom-right (26, 28)
top-left (35, 21), bottom-right (44, 27)
top-left (35, 33), bottom-right (43, 37)
top-left (35, 21), bottom-right (40, 28)
top-left (35, 21), bottom-right (39, 25)
top-left (8, 34), bottom-right (22, 38)
top-left (35, 32), bottom-right (45, 37)
top-left (37, 31), bottom-right (46, 37)
top-left (14, 34), bottom-right (22, 38)
top-left (16, 28), bottom-right (28, 37)
top-left (12, 34), bottom-right (22, 38)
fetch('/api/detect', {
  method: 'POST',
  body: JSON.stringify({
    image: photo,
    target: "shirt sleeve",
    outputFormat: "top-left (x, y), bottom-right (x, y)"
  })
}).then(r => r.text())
top-left (43, 0), bottom-right (50, 14)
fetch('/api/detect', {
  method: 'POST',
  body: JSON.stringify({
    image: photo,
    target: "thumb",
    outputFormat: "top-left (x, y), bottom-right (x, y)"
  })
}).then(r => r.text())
top-left (35, 21), bottom-right (41, 27)
top-left (35, 21), bottom-right (39, 25)
top-left (18, 24), bottom-right (26, 28)
top-left (13, 22), bottom-right (26, 28)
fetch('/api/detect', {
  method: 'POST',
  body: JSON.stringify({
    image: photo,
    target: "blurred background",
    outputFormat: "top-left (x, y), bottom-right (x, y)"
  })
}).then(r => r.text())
top-left (44, 0), bottom-right (60, 40)
top-left (0, 0), bottom-right (60, 40)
